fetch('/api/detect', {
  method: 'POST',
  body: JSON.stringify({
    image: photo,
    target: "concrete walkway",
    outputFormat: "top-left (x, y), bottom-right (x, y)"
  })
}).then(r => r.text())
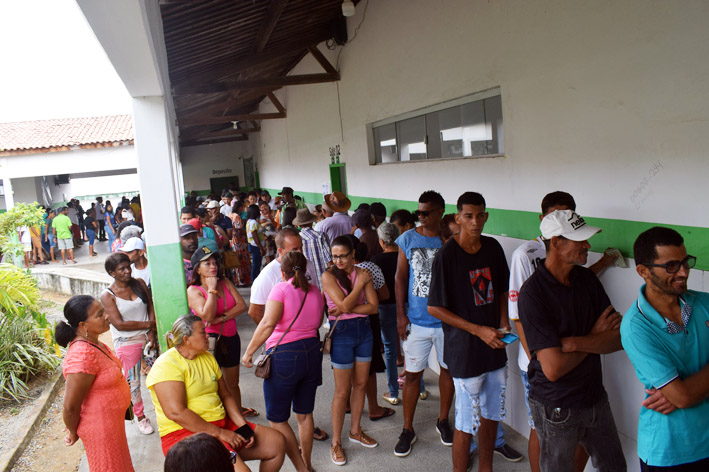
top-left (36, 241), bottom-right (531, 471)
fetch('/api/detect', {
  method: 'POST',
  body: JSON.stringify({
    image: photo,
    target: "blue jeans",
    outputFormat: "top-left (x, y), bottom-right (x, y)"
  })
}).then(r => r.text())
top-left (379, 304), bottom-right (399, 396)
top-left (530, 391), bottom-right (626, 472)
top-left (106, 223), bottom-right (116, 250)
top-left (263, 337), bottom-right (322, 423)
top-left (86, 229), bottom-right (96, 245)
top-left (248, 244), bottom-right (262, 282)
top-left (329, 317), bottom-right (373, 369)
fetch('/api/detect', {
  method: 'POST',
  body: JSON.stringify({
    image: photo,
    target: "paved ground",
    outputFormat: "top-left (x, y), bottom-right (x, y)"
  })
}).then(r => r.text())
top-left (40, 239), bottom-right (531, 471)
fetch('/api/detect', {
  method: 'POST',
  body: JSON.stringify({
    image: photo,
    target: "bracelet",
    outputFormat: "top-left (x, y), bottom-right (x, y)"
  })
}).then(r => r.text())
top-left (208, 290), bottom-right (218, 295)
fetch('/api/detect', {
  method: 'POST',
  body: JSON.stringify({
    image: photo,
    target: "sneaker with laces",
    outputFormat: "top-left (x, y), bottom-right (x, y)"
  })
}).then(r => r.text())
top-left (137, 417), bottom-right (154, 435)
top-left (394, 428), bottom-right (417, 457)
top-left (382, 393), bottom-right (400, 405)
top-left (436, 418), bottom-right (453, 446)
top-left (349, 430), bottom-right (378, 448)
top-left (331, 443), bottom-right (347, 466)
top-left (494, 444), bottom-right (524, 462)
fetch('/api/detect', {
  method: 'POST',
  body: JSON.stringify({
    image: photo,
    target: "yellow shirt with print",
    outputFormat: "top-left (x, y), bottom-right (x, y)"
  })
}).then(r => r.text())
top-left (146, 347), bottom-right (224, 436)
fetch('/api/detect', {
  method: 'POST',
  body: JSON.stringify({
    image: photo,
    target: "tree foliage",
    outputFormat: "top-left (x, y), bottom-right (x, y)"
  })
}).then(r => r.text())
top-left (0, 202), bottom-right (46, 260)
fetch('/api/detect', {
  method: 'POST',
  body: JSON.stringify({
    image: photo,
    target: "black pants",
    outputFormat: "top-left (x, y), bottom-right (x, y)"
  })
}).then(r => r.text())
top-left (98, 219), bottom-right (106, 239)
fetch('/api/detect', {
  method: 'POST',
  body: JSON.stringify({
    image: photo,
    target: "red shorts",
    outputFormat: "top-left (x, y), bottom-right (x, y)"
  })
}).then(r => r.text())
top-left (160, 417), bottom-right (257, 456)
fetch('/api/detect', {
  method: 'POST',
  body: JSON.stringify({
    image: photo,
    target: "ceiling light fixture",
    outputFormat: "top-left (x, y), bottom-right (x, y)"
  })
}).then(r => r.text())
top-left (342, 0), bottom-right (355, 17)
top-left (232, 121), bottom-right (239, 129)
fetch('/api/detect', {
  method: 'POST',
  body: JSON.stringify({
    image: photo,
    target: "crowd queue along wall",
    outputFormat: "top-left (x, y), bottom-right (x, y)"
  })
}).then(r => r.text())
top-left (175, 1), bottom-right (708, 470)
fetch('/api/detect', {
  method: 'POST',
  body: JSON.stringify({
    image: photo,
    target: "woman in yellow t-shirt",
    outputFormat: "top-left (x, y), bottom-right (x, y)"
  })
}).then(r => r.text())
top-left (147, 315), bottom-right (285, 471)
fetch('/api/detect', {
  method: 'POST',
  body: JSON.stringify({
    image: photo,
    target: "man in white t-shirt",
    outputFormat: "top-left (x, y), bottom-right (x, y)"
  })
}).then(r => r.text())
top-left (120, 237), bottom-right (150, 289)
top-left (509, 191), bottom-right (617, 472)
top-left (247, 226), bottom-right (328, 442)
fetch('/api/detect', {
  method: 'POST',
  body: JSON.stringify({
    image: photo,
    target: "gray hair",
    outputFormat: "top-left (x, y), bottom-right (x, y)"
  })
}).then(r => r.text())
top-left (120, 225), bottom-right (143, 243)
top-left (377, 222), bottom-right (400, 246)
top-left (165, 314), bottom-right (202, 348)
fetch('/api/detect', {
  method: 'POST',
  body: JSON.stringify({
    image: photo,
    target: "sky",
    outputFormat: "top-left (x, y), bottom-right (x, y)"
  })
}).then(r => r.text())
top-left (0, 0), bottom-right (132, 123)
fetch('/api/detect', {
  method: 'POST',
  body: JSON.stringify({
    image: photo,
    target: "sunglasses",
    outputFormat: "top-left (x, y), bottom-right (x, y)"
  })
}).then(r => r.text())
top-left (331, 251), bottom-right (352, 261)
top-left (413, 207), bottom-right (442, 218)
top-left (646, 255), bottom-right (696, 274)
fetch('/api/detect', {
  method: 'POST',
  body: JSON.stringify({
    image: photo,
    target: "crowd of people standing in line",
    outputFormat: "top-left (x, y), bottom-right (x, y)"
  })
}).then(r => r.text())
top-left (54, 184), bottom-right (708, 472)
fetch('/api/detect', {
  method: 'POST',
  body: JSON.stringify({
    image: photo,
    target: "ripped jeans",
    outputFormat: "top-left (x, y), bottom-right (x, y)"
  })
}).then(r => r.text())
top-left (453, 365), bottom-right (507, 435)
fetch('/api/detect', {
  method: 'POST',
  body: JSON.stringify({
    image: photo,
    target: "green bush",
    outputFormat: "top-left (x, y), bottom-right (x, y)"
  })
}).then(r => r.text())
top-left (0, 263), bottom-right (60, 402)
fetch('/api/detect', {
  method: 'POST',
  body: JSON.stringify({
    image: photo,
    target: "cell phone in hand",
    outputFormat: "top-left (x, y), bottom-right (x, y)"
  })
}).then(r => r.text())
top-left (500, 332), bottom-right (519, 344)
top-left (234, 423), bottom-right (254, 441)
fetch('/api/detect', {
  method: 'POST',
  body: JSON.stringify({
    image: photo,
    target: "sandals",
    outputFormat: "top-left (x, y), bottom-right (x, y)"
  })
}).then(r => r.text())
top-left (313, 427), bottom-right (329, 441)
top-left (241, 407), bottom-right (259, 417)
top-left (369, 407), bottom-right (395, 421)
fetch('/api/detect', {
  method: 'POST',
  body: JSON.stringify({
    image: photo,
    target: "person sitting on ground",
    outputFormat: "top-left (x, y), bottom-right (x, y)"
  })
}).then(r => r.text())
top-left (56, 295), bottom-right (136, 472)
top-left (242, 252), bottom-right (325, 472)
top-left (147, 314), bottom-right (286, 471)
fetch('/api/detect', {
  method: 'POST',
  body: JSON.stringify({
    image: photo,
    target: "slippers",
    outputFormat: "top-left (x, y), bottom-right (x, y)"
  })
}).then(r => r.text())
top-left (313, 427), bottom-right (329, 441)
top-left (242, 407), bottom-right (259, 417)
top-left (369, 407), bottom-right (395, 421)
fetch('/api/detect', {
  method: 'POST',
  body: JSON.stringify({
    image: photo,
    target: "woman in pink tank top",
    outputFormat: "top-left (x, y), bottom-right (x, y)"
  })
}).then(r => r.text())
top-left (321, 235), bottom-right (379, 465)
top-left (186, 246), bottom-right (257, 417)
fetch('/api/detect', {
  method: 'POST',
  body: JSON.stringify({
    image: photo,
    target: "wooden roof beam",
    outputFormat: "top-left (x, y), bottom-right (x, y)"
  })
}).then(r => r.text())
top-left (254, 0), bottom-right (289, 53)
top-left (308, 46), bottom-right (338, 76)
top-left (180, 111), bottom-right (284, 127)
top-left (176, 72), bottom-right (339, 95)
top-left (172, 29), bottom-right (332, 93)
top-left (181, 136), bottom-right (249, 147)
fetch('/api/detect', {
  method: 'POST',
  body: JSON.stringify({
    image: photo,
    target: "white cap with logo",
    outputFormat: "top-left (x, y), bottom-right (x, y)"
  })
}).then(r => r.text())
top-left (540, 210), bottom-right (601, 242)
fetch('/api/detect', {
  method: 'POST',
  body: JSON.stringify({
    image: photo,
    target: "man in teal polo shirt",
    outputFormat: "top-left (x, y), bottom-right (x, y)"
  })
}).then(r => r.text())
top-left (621, 227), bottom-right (709, 471)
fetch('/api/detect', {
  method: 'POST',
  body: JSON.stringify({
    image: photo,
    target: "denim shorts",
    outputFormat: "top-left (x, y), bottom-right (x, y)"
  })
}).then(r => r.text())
top-left (453, 365), bottom-right (507, 435)
top-left (402, 323), bottom-right (447, 373)
top-left (86, 229), bottom-right (96, 245)
top-left (209, 332), bottom-right (241, 368)
top-left (520, 370), bottom-right (535, 429)
top-left (329, 317), bottom-right (373, 369)
top-left (263, 337), bottom-right (323, 423)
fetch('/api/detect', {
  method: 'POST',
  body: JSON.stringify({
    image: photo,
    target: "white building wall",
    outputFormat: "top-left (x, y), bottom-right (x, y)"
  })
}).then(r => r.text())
top-left (255, 1), bottom-right (709, 469)
top-left (2, 145), bottom-right (137, 179)
top-left (181, 138), bottom-right (259, 193)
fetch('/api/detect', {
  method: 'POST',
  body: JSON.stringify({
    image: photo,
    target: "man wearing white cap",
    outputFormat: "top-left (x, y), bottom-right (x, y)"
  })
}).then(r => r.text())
top-left (518, 210), bottom-right (626, 472)
top-left (121, 236), bottom-right (150, 288)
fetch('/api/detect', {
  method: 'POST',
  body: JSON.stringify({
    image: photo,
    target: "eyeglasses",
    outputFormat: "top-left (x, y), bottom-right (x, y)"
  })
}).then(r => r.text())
top-left (646, 255), bottom-right (696, 274)
top-left (413, 207), bottom-right (442, 218)
top-left (331, 251), bottom-right (352, 261)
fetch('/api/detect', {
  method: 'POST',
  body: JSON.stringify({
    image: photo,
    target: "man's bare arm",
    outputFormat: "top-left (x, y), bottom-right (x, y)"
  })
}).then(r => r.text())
top-left (248, 303), bottom-right (264, 324)
top-left (658, 364), bottom-right (709, 409)
top-left (536, 347), bottom-right (589, 382)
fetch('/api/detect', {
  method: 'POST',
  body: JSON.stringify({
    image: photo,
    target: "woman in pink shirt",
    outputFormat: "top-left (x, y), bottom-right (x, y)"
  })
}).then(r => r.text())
top-left (242, 251), bottom-right (324, 472)
top-left (321, 235), bottom-right (379, 466)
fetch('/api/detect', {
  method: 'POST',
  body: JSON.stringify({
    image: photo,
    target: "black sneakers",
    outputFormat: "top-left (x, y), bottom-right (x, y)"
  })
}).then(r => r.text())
top-left (494, 444), bottom-right (524, 462)
top-left (436, 418), bottom-right (454, 446)
top-left (394, 428), bottom-right (417, 457)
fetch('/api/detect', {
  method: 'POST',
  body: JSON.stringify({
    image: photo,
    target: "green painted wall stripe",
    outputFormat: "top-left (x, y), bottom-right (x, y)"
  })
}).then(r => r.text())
top-left (147, 242), bottom-right (188, 352)
top-left (258, 188), bottom-right (709, 271)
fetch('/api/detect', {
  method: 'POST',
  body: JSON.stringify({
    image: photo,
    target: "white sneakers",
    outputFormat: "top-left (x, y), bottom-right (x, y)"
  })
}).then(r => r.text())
top-left (137, 417), bottom-right (154, 435)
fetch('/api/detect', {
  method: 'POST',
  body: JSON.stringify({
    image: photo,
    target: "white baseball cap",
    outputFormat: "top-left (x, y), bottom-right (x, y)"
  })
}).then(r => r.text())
top-left (540, 210), bottom-right (601, 242)
top-left (120, 237), bottom-right (146, 252)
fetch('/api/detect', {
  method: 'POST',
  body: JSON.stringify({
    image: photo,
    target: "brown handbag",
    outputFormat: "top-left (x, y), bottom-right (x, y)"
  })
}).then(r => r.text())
top-left (321, 314), bottom-right (342, 354)
top-left (254, 291), bottom-right (308, 379)
top-left (223, 250), bottom-right (240, 269)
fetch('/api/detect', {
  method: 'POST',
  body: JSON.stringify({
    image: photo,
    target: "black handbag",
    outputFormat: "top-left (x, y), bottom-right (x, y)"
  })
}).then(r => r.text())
top-left (254, 291), bottom-right (308, 379)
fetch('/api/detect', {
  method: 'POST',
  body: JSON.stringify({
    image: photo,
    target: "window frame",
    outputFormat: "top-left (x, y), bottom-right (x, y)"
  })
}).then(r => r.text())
top-left (367, 87), bottom-right (504, 165)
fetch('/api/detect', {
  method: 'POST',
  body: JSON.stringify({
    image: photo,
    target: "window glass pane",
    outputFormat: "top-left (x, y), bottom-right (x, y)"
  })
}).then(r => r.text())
top-left (373, 123), bottom-right (397, 163)
top-left (484, 95), bottom-right (503, 154)
top-left (396, 116), bottom-right (427, 161)
top-left (460, 100), bottom-right (488, 157)
top-left (434, 106), bottom-right (465, 159)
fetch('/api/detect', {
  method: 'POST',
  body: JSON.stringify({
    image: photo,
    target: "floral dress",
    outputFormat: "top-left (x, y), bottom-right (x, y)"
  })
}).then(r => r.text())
top-left (229, 212), bottom-right (252, 286)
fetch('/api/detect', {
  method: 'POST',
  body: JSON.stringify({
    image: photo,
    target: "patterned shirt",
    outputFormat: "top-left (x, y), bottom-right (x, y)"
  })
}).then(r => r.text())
top-left (300, 227), bottom-right (330, 290)
top-left (356, 261), bottom-right (385, 290)
top-left (665, 298), bottom-right (692, 334)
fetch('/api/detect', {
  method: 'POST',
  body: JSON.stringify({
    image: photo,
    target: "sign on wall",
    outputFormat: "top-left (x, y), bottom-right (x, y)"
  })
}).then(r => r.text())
top-left (243, 156), bottom-right (255, 187)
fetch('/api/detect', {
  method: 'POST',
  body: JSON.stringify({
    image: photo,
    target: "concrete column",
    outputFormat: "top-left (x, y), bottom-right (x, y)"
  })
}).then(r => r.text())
top-left (1, 159), bottom-right (15, 210)
top-left (132, 96), bottom-right (187, 350)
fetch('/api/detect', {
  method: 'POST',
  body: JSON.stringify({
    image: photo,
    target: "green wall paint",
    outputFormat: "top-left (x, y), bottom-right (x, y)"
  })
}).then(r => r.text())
top-left (147, 242), bottom-right (188, 351)
top-left (198, 187), bottom-right (709, 270)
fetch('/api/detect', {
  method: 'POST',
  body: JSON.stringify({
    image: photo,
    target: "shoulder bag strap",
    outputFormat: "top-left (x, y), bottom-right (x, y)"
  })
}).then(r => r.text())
top-left (267, 289), bottom-right (309, 355)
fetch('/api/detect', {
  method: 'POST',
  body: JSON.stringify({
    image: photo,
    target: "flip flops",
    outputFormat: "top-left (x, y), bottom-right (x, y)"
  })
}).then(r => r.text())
top-left (241, 407), bottom-right (259, 417)
top-left (369, 407), bottom-right (395, 421)
top-left (313, 427), bottom-right (329, 441)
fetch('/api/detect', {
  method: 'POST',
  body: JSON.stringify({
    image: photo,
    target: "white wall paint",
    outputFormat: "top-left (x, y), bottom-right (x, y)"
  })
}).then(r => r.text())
top-left (181, 139), bottom-right (258, 192)
top-left (255, 1), bottom-right (709, 469)
top-left (3, 146), bottom-right (137, 179)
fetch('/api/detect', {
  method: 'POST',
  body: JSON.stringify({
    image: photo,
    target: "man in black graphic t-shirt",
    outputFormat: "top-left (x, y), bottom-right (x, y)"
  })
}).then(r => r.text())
top-left (428, 192), bottom-right (512, 472)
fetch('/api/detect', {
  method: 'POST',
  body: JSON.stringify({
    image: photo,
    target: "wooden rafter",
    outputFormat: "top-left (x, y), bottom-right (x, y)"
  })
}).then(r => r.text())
top-left (307, 46), bottom-right (338, 75)
top-left (267, 92), bottom-right (286, 115)
top-left (181, 136), bottom-right (249, 147)
top-left (175, 73), bottom-right (339, 95)
top-left (182, 122), bottom-right (261, 141)
top-left (172, 29), bottom-right (332, 92)
top-left (254, 0), bottom-right (289, 53)
top-left (180, 111), bottom-right (284, 127)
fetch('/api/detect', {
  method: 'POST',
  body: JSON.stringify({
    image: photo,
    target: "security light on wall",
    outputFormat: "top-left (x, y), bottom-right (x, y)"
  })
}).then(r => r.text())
top-left (342, 0), bottom-right (355, 17)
